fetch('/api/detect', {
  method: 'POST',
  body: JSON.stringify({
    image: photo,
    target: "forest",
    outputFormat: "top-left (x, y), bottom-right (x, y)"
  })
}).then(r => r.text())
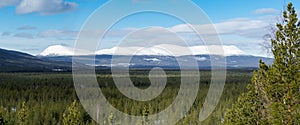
top-left (0, 70), bottom-right (252, 125)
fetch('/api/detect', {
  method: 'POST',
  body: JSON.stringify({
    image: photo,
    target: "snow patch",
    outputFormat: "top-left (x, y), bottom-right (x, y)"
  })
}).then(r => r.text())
top-left (195, 57), bottom-right (207, 61)
top-left (39, 45), bottom-right (92, 56)
top-left (144, 58), bottom-right (161, 62)
top-left (40, 44), bottom-right (246, 57)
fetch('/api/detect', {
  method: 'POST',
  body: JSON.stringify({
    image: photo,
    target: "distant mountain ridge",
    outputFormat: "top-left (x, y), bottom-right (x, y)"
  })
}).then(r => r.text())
top-left (0, 47), bottom-right (273, 72)
top-left (40, 45), bottom-right (273, 69)
top-left (40, 44), bottom-right (246, 57)
top-left (0, 48), bottom-right (71, 72)
top-left (44, 54), bottom-right (273, 69)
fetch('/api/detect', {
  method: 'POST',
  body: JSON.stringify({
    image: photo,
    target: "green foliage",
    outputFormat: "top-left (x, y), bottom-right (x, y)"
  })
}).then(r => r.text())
top-left (224, 3), bottom-right (300, 125)
top-left (107, 112), bottom-right (116, 125)
top-left (142, 105), bottom-right (150, 125)
top-left (17, 102), bottom-right (29, 125)
top-left (0, 69), bottom-right (252, 124)
top-left (0, 106), bottom-right (8, 125)
top-left (63, 100), bottom-right (82, 125)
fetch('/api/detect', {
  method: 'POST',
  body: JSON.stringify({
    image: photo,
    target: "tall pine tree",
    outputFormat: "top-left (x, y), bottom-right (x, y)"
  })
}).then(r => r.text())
top-left (108, 112), bottom-right (116, 125)
top-left (17, 102), bottom-right (29, 125)
top-left (224, 2), bottom-right (300, 125)
top-left (0, 106), bottom-right (8, 125)
top-left (142, 105), bottom-right (150, 125)
top-left (63, 100), bottom-right (82, 125)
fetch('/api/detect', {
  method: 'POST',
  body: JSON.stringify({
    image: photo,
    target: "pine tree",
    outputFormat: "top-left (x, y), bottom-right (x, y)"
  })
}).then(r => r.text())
top-left (223, 2), bottom-right (300, 125)
top-left (0, 106), bottom-right (8, 125)
top-left (17, 102), bottom-right (29, 125)
top-left (108, 112), bottom-right (116, 125)
top-left (63, 100), bottom-right (82, 125)
top-left (142, 105), bottom-right (150, 125)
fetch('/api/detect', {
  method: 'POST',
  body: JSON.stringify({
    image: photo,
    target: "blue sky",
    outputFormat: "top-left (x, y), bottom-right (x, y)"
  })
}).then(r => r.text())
top-left (0, 0), bottom-right (299, 57)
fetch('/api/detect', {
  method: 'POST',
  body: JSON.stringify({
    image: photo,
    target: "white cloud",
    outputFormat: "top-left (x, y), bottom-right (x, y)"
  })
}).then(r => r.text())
top-left (216, 18), bottom-right (268, 34)
top-left (34, 17), bottom-right (271, 47)
top-left (38, 28), bottom-right (138, 40)
top-left (252, 8), bottom-right (279, 15)
top-left (1, 32), bottom-right (11, 36)
top-left (38, 30), bottom-right (77, 38)
top-left (13, 32), bottom-right (34, 39)
top-left (0, 0), bottom-right (21, 8)
top-left (101, 27), bottom-right (195, 48)
top-left (17, 25), bottom-right (37, 30)
top-left (170, 18), bottom-right (269, 39)
top-left (92, 18), bottom-right (272, 56)
top-left (17, 0), bottom-right (77, 15)
top-left (108, 18), bottom-right (272, 56)
top-left (0, 0), bottom-right (77, 15)
top-left (32, 17), bottom-right (273, 56)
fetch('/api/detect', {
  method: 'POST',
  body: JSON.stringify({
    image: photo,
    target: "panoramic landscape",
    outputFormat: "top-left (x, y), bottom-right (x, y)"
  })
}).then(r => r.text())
top-left (0, 0), bottom-right (299, 125)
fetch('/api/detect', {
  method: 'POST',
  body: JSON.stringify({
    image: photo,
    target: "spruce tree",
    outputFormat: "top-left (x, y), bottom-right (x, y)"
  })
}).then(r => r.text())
top-left (0, 106), bottom-right (8, 125)
top-left (17, 102), bottom-right (29, 125)
top-left (142, 105), bottom-right (150, 125)
top-left (108, 112), bottom-right (116, 125)
top-left (63, 100), bottom-right (82, 125)
top-left (224, 2), bottom-right (300, 125)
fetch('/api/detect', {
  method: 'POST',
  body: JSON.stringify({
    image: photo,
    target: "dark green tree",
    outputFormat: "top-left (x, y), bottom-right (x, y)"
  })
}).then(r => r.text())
top-left (17, 102), bottom-right (29, 125)
top-left (63, 100), bottom-right (82, 125)
top-left (108, 112), bottom-right (116, 125)
top-left (0, 106), bottom-right (8, 125)
top-left (142, 105), bottom-right (150, 125)
top-left (224, 2), bottom-right (300, 125)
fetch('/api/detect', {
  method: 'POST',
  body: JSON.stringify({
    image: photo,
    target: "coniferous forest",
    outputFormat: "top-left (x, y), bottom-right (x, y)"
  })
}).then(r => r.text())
top-left (0, 70), bottom-right (252, 125)
top-left (0, 2), bottom-right (299, 125)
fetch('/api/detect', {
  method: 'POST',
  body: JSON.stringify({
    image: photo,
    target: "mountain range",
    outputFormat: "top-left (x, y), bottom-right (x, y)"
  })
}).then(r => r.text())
top-left (0, 48), bottom-right (71, 72)
top-left (40, 44), bottom-right (246, 57)
top-left (0, 45), bottom-right (273, 72)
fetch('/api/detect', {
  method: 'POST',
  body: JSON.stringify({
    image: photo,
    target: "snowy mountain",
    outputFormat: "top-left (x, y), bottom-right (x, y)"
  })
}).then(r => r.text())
top-left (0, 48), bottom-right (71, 72)
top-left (39, 44), bottom-right (246, 57)
top-left (96, 44), bottom-right (245, 56)
top-left (39, 45), bottom-right (92, 56)
top-left (38, 45), bottom-right (273, 69)
top-left (42, 54), bottom-right (273, 69)
top-left (0, 46), bottom-right (273, 72)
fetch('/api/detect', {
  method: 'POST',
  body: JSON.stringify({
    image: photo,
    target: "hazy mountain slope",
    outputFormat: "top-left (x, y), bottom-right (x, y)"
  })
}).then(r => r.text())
top-left (0, 46), bottom-right (273, 72)
top-left (0, 48), bottom-right (71, 72)
top-left (42, 55), bottom-right (273, 69)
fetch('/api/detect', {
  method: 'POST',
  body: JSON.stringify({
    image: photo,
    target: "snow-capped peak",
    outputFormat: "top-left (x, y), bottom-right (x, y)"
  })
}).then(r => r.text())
top-left (39, 44), bottom-right (246, 56)
top-left (39, 45), bottom-right (72, 56)
top-left (95, 44), bottom-right (245, 56)
top-left (39, 45), bottom-right (92, 56)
